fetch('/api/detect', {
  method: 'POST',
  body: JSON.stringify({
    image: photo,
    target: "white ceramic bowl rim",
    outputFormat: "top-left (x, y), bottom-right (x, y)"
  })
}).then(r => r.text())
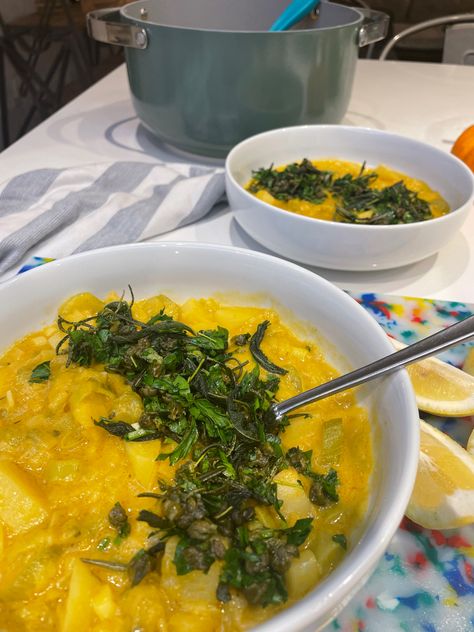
top-left (226, 124), bottom-right (474, 231)
top-left (0, 241), bottom-right (420, 631)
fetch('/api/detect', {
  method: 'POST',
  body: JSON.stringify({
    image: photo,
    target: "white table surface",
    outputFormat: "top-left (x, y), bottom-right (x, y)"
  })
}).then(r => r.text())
top-left (1, 59), bottom-right (474, 302)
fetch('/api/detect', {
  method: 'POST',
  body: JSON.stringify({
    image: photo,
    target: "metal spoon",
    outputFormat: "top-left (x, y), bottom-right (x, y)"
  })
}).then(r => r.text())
top-left (270, 314), bottom-right (474, 422)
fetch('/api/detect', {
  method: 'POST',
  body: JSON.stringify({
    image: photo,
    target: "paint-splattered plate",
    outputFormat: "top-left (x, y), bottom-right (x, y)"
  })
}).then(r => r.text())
top-left (326, 292), bottom-right (474, 632)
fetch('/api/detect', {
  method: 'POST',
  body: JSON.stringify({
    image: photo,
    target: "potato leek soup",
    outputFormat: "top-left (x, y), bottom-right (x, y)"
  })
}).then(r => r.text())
top-left (0, 291), bottom-right (373, 631)
top-left (247, 159), bottom-right (449, 225)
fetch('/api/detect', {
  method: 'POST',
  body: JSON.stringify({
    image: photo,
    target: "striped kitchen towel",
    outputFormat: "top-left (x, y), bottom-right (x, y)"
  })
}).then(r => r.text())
top-left (0, 161), bottom-right (225, 278)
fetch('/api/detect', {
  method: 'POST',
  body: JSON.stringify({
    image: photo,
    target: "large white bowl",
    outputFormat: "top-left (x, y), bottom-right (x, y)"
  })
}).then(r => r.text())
top-left (225, 125), bottom-right (474, 271)
top-left (0, 242), bottom-right (419, 631)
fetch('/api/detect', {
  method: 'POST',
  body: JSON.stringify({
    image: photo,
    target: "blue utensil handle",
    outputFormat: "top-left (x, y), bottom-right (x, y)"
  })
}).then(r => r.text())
top-left (269, 0), bottom-right (321, 32)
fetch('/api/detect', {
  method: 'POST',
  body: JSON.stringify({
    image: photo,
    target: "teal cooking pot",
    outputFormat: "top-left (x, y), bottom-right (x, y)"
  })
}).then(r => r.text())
top-left (87, 0), bottom-right (388, 157)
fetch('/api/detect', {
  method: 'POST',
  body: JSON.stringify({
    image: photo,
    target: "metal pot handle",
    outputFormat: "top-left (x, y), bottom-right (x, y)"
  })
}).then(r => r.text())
top-left (357, 9), bottom-right (389, 47)
top-left (86, 8), bottom-right (148, 49)
top-left (87, 6), bottom-right (385, 51)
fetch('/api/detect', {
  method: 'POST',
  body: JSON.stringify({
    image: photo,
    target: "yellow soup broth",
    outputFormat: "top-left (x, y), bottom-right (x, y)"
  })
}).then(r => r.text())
top-left (247, 159), bottom-right (450, 223)
top-left (0, 292), bottom-right (373, 631)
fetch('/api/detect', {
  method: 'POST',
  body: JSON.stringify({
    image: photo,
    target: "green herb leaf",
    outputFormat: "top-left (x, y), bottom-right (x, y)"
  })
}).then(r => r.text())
top-left (94, 418), bottom-right (135, 438)
top-left (97, 537), bottom-right (111, 551)
top-left (332, 533), bottom-right (347, 550)
top-left (81, 558), bottom-right (128, 572)
top-left (188, 327), bottom-right (229, 353)
top-left (29, 361), bottom-right (51, 383)
top-left (158, 422), bottom-right (199, 465)
top-left (125, 428), bottom-right (161, 442)
top-left (137, 510), bottom-right (169, 529)
top-left (190, 399), bottom-right (232, 443)
top-left (128, 549), bottom-right (156, 586)
top-left (250, 321), bottom-right (287, 375)
top-left (284, 518), bottom-right (313, 546)
top-left (286, 446), bottom-right (312, 473)
top-left (319, 468), bottom-right (339, 502)
top-left (248, 159), bottom-right (331, 204)
top-left (287, 447), bottom-right (340, 506)
top-left (309, 468), bottom-right (340, 506)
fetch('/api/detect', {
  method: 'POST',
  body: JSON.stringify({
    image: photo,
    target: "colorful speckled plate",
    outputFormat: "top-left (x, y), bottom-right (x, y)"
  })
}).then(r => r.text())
top-left (16, 260), bottom-right (474, 631)
top-left (325, 292), bottom-right (474, 632)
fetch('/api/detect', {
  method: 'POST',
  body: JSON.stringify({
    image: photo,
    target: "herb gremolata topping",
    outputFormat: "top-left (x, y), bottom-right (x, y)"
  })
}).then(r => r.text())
top-left (54, 293), bottom-right (342, 607)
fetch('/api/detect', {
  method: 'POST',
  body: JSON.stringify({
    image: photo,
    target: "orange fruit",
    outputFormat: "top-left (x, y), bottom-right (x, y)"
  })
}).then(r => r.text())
top-left (451, 125), bottom-right (474, 172)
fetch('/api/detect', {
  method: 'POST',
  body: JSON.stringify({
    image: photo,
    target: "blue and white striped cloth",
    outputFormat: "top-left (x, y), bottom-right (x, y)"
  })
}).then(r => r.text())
top-left (0, 161), bottom-right (225, 278)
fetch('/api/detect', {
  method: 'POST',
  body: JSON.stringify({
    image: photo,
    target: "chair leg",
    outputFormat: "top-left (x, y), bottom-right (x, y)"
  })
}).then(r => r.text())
top-left (60, 0), bottom-right (92, 89)
top-left (0, 43), bottom-right (10, 147)
top-left (55, 45), bottom-right (70, 108)
top-left (17, 40), bottom-right (68, 138)
top-left (19, 0), bottom-right (57, 97)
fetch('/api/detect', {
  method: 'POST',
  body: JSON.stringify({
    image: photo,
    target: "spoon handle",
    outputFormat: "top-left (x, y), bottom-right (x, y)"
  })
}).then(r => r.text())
top-left (272, 314), bottom-right (474, 420)
top-left (269, 0), bottom-right (320, 31)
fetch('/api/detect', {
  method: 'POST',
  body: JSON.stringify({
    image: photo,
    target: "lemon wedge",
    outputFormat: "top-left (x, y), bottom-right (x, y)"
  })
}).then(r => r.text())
top-left (389, 337), bottom-right (474, 417)
top-left (462, 346), bottom-right (474, 377)
top-left (406, 419), bottom-right (474, 529)
top-left (467, 427), bottom-right (474, 456)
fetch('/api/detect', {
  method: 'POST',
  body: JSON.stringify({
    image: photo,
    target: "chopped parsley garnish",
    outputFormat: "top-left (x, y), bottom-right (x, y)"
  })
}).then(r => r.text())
top-left (332, 533), bottom-right (347, 550)
top-left (29, 360), bottom-right (51, 383)
top-left (248, 160), bottom-right (435, 225)
top-left (249, 158), bottom-right (331, 204)
top-left (59, 295), bottom-right (343, 606)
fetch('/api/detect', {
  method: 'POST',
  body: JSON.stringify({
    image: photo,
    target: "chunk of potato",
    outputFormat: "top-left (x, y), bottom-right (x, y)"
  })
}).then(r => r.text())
top-left (68, 370), bottom-right (143, 428)
top-left (132, 294), bottom-right (181, 322)
top-left (0, 366), bottom-right (13, 398)
top-left (44, 459), bottom-right (80, 483)
top-left (180, 298), bottom-right (219, 331)
top-left (175, 562), bottom-right (222, 603)
top-left (169, 608), bottom-right (221, 632)
top-left (109, 390), bottom-right (143, 424)
top-left (214, 305), bottom-right (263, 332)
top-left (274, 468), bottom-right (314, 523)
top-left (286, 549), bottom-right (322, 599)
top-left (161, 536), bottom-right (222, 605)
top-left (0, 542), bottom-right (60, 600)
top-left (91, 584), bottom-right (116, 620)
top-left (125, 441), bottom-right (162, 488)
top-left (281, 416), bottom-right (321, 453)
top-left (58, 292), bottom-right (104, 322)
top-left (120, 583), bottom-right (167, 631)
top-left (69, 378), bottom-right (114, 427)
top-left (127, 439), bottom-right (177, 488)
top-left (255, 189), bottom-right (277, 205)
top-left (62, 559), bottom-right (101, 632)
top-left (48, 369), bottom-right (75, 414)
top-left (0, 461), bottom-right (48, 534)
top-left (309, 533), bottom-right (346, 572)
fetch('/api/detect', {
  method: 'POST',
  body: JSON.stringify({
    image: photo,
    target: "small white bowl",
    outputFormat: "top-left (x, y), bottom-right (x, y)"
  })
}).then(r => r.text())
top-left (225, 125), bottom-right (474, 271)
top-left (0, 242), bottom-right (419, 631)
